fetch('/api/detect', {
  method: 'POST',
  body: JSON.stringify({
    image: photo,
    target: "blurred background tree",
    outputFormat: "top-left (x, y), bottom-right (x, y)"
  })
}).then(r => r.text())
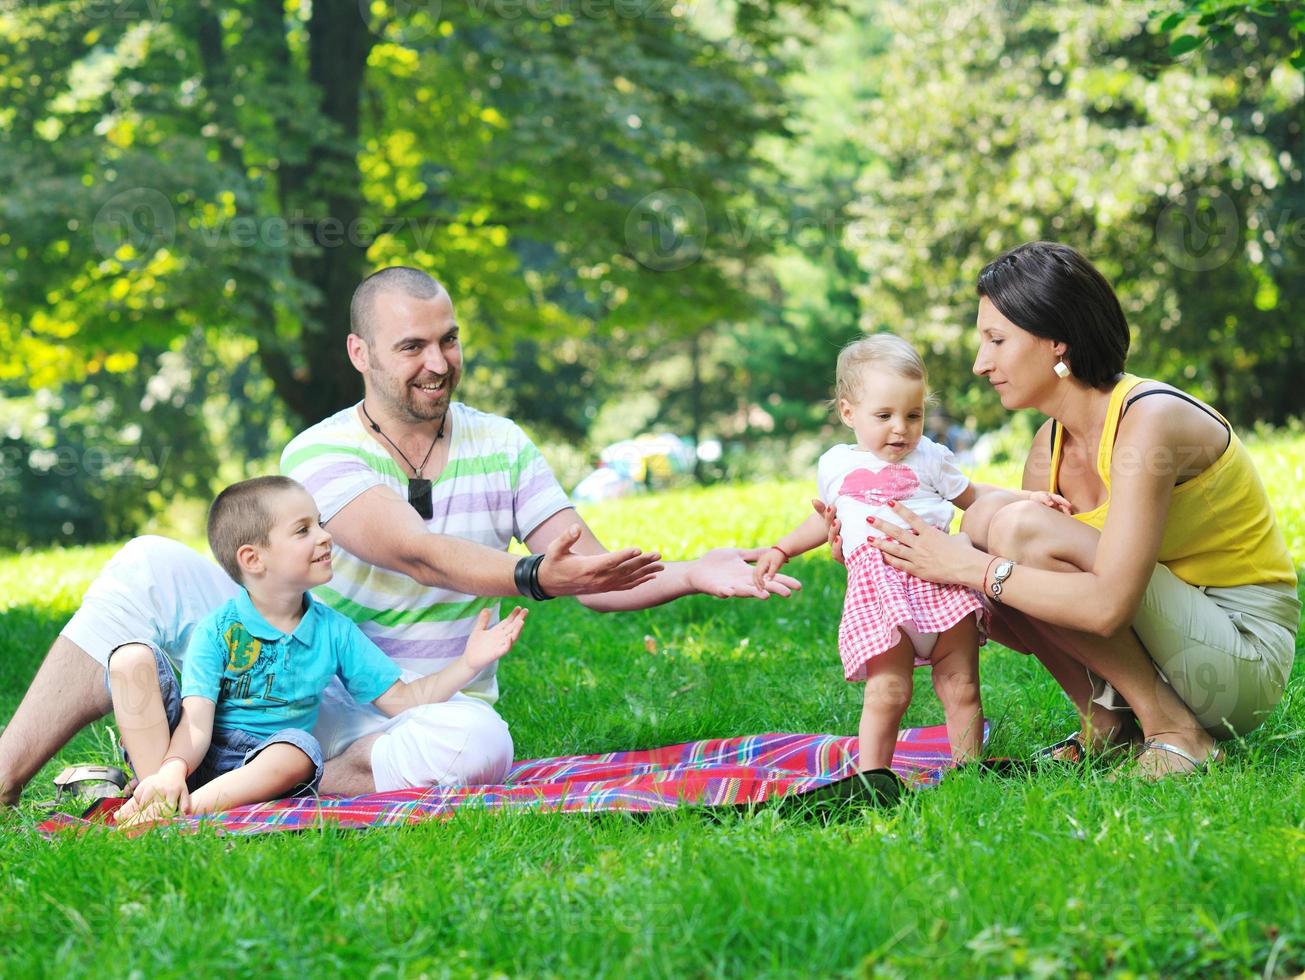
top-left (847, 0), bottom-right (1304, 430)
top-left (0, 0), bottom-right (1301, 546)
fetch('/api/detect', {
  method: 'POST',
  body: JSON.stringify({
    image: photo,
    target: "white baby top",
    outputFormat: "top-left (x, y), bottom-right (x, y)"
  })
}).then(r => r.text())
top-left (817, 436), bottom-right (971, 557)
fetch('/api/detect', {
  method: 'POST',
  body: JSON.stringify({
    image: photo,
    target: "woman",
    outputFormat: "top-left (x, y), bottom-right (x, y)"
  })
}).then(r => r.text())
top-left (849, 242), bottom-right (1299, 777)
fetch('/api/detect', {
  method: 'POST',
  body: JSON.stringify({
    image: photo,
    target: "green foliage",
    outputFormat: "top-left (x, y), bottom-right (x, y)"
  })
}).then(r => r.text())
top-left (0, 332), bottom-right (293, 550)
top-left (2, 433), bottom-right (1303, 976)
top-left (843, 0), bottom-right (1305, 430)
top-left (0, 0), bottom-right (822, 427)
top-left (1156, 0), bottom-right (1305, 68)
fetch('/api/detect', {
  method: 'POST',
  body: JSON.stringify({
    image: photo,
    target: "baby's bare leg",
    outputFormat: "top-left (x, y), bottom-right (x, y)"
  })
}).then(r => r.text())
top-left (859, 639), bottom-right (915, 772)
top-left (189, 744), bottom-right (315, 815)
top-left (108, 643), bottom-right (172, 778)
top-left (929, 617), bottom-right (984, 764)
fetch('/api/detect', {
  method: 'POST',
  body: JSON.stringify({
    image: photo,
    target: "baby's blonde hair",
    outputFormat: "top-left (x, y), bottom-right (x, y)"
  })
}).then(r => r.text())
top-left (835, 333), bottom-right (928, 405)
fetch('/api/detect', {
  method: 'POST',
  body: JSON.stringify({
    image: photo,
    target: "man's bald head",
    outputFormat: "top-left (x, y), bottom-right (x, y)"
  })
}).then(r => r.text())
top-left (350, 266), bottom-right (448, 345)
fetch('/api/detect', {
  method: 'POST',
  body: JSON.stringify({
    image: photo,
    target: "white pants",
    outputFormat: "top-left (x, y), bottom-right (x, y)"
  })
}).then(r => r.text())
top-left (61, 535), bottom-right (514, 790)
top-left (61, 534), bottom-right (238, 669)
top-left (314, 681), bottom-right (513, 791)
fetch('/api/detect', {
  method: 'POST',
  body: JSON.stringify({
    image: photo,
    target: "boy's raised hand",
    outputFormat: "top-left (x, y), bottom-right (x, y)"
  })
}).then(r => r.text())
top-left (462, 606), bottom-right (528, 672)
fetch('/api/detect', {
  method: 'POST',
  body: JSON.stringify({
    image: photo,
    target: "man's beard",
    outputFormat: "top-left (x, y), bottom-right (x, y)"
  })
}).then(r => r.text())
top-left (369, 367), bottom-right (458, 426)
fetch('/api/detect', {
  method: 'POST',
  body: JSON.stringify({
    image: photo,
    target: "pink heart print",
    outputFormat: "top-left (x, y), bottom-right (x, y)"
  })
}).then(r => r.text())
top-left (838, 464), bottom-right (920, 506)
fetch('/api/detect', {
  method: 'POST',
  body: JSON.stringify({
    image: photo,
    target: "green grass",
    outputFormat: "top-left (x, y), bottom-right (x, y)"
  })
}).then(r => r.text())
top-left (2, 435), bottom-right (1304, 977)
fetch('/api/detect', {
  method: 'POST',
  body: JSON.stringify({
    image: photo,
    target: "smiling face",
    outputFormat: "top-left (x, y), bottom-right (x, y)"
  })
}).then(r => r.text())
top-left (250, 487), bottom-right (334, 591)
top-left (972, 296), bottom-right (1065, 410)
top-left (351, 288), bottom-right (462, 426)
top-left (838, 366), bottom-right (926, 462)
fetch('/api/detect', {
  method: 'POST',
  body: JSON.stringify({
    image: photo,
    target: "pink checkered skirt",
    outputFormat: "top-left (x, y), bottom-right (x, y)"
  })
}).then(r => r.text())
top-left (838, 541), bottom-right (988, 682)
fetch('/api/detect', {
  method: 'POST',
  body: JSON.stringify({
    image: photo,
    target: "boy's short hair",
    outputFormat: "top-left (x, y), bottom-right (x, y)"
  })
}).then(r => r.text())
top-left (208, 476), bottom-right (304, 584)
top-left (835, 333), bottom-right (928, 405)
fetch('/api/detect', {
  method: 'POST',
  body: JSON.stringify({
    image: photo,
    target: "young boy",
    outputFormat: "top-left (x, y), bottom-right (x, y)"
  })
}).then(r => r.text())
top-left (110, 475), bottom-right (527, 825)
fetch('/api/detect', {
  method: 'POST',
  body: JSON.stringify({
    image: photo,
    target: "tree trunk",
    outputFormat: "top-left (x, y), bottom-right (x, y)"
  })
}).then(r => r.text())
top-left (193, 0), bottom-right (373, 423)
top-left (690, 329), bottom-right (703, 483)
top-left (291, 0), bottom-right (374, 423)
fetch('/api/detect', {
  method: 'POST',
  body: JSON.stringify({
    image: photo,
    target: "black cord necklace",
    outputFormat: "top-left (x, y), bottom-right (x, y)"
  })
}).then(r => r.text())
top-left (359, 402), bottom-right (444, 519)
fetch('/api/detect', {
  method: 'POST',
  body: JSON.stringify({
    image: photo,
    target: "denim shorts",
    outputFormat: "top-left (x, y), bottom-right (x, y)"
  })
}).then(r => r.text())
top-left (106, 643), bottom-right (325, 796)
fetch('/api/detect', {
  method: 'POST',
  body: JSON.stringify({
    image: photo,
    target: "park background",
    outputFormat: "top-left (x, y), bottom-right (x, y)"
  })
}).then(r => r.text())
top-left (2, 0), bottom-right (1304, 976)
top-left (1, 0), bottom-right (1303, 543)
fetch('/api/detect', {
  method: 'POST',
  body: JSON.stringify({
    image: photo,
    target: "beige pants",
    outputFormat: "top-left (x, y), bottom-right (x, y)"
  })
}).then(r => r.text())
top-left (1090, 565), bottom-right (1300, 738)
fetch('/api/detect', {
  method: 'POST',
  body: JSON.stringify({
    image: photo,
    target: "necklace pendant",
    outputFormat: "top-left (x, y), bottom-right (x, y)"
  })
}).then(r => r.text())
top-left (408, 477), bottom-right (434, 520)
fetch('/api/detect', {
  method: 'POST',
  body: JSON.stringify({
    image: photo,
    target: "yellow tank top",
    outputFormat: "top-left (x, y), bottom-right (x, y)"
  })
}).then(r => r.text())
top-left (1049, 374), bottom-right (1296, 588)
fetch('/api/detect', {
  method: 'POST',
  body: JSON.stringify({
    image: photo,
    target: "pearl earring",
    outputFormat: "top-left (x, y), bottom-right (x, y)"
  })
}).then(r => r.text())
top-left (1053, 358), bottom-right (1071, 379)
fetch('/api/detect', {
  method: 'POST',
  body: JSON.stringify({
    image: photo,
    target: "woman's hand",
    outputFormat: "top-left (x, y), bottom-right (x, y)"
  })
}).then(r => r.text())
top-left (811, 499), bottom-right (845, 566)
top-left (869, 503), bottom-right (985, 587)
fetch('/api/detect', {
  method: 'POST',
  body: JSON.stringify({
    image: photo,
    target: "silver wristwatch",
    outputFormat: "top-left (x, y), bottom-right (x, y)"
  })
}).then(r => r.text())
top-left (990, 559), bottom-right (1015, 603)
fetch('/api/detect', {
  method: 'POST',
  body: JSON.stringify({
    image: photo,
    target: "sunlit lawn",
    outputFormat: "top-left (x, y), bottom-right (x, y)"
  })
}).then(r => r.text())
top-left (1, 434), bottom-right (1302, 977)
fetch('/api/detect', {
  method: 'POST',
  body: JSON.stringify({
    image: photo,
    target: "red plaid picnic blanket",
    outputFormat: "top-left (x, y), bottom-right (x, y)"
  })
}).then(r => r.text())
top-left (38, 724), bottom-right (977, 837)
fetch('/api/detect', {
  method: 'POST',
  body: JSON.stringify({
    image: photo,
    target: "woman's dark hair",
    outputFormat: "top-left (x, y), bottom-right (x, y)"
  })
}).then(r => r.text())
top-left (976, 242), bottom-right (1129, 388)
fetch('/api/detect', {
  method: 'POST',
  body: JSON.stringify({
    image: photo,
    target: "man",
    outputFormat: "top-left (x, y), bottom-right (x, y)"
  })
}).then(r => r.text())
top-left (0, 267), bottom-right (799, 804)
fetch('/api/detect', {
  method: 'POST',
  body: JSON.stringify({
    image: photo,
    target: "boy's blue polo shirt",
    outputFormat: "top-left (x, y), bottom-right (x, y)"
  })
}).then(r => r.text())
top-left (181, 588), bottom-right (402, 740)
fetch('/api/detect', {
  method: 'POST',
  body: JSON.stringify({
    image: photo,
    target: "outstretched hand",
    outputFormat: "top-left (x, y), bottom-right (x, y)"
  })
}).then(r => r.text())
top-left (869, 502), bottom-right (981, 586)
top-left (691, 547), bottom-right (802, 599)
top-left (536, 524), bottom-right (664, 597)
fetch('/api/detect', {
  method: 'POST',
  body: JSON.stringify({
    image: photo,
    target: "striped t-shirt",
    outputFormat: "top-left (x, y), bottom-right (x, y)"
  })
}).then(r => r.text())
top-left (280, 401), bottom-right (571, 702)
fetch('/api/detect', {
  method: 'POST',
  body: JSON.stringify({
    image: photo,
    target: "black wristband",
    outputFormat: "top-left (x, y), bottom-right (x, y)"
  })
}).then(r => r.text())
top-left (528, 553), bottom-right (554, 601)
top-left (513, 555), bottom-right (537, 598)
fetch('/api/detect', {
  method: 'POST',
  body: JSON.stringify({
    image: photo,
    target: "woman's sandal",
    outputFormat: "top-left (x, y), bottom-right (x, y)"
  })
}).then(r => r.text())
top-left (1133, 739), bottom-right (1223, 779)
